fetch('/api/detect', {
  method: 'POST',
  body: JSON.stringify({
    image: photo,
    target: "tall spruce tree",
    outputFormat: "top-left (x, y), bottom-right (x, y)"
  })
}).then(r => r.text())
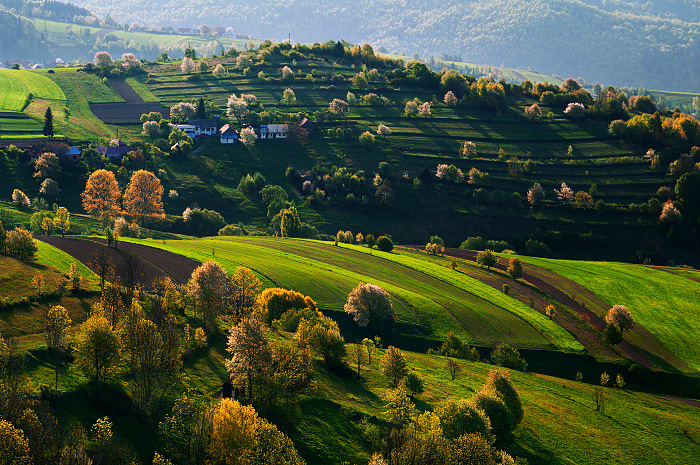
top-left (43, 107), bottom-right (54, 138)
top-left (196, 97), bottom-right (206, 119)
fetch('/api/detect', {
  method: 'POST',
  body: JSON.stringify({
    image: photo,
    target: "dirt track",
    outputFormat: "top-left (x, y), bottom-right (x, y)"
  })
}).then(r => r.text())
top-left (400, 246), bottom-right (655, 368)
top-left (37, 236), bottom-right (199, 289)
top-left (108, 80), bottom-right (145, 103)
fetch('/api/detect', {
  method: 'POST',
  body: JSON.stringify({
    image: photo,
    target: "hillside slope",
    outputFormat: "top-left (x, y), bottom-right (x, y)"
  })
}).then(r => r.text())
top-left (64, 0), bottom-right (700, 90)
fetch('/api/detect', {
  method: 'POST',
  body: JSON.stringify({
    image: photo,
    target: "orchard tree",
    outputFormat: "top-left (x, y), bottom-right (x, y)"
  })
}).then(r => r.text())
top-left (461, 141), bottom-right (477, 159)
top-left (181, 57), bottom-right (196, 74)
top-left (344, 283), bottom-right (395, 330)
top-left (227, 93), bottom-right (249, 122)
top-left (418, 102), bottom-right (431, 117)
top-left (240, 127), bottom-right (257, 146)
top-left (12, 189), bottom-right (30, 208)
top-left (34, 152), bottom-right (61, 179)
top-left (225, 317), bottom-right (272, 400)
top-left (227, 266), bottom-right (262, 323)
top-left (93, 51), bottom-right (114, 68)
top-left (605, 305), bottom-right (635, 336)
top-left (82, 170), bottom-right (121, 220)
top-left (142, 121), bottom-right (160, 137)
top-left (236, 54), bottom-right (252, 69)
top-left (564, 103), bottom-right (586, 118)
top-left (213, 63), bottom-right (226, 78)
top-left (436, 399), bottom-right (491, 441)
top-left (189, 261), bottom-right (228, 332)
top-left (377, 124), bottom-right (391, 137)
top-left (123, 170), bottom-right (164, 225)
top-left (40, 178), bottom-right (60, 200)
top-left (444, 91), bottom-right (458, 106)
top-left (281, 88), bottom-right (296, 105)
top-left (527, 182), bottom-right (545, 205)
top-left (170, 102), bottom-right (197, 121)
top-left (351, 343), bottom-right (368, 377)
top-left (436, 164), bottom-right (464, 183)
top-left (329, 99), bottom-right (349, 119)
top-left (525, 104), bottom-right (542, 122)
top-left (382, 345), bottom-right (408, 386)
top-left (405, 100), bottom-right (418, 117)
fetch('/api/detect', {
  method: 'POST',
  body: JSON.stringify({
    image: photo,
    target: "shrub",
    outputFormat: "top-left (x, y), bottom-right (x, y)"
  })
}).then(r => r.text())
top-left (471, 391), bottom-right (513, 445)
top-left (274, 307), bottom-right (320, 332)
top-left (359, 131), bottom-right (376, 147)
top-left (437, 399), bottom-right (491, 441)
top-left (297, 314), bottom-right (346, 367)
top-left (376, 236), bottom-right (393, 252)
top-left (485, 369), bottom-right (524, 425)
top-left (113, 217), bottom-right (140, 238)
top-left (459, 236), bottom-right (487, 251)
top-left (365, 234), bottom-right (376, 248)
top-left (218, 224), bottom-right (245, 236)
top-left (429, 332), bottom-right (480, 361)
top-left (490, 343), bottom-right (527, 371)
top-left (6, 227), bottom-right (38, 261)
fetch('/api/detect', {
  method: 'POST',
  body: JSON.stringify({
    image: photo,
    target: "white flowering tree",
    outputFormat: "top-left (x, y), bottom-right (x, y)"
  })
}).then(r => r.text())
top-left (554, 182), bottom-right (574, 202)
top-left (436, 164), bottom-right (464, 183)
top-left (329, 99), bottom-right (349, 118)
top-left (377, 124), bottom-right (391, 137)
top-left (660, 201), bottom-right (682, 223)
top-left (236, 54), bottom-right (252, 69)
top-left (241, 94), bottom-right (257, 105)
top-left (419, 102), bottom-right (431, 117)
top-left (180, 57), bottom-right (196, 74)
top-left (281, 65), bottom-right (294, 82)
top-left (93, 51), bottom-right (114, 68)
top-left (226, 93), bottom-right (248, 122)
top-left (564, 103), bottom-right (585, 118)
top-left (12, 189), bottom-right (30, 207)
top-left (121, 53), bottom-right (140, 71)
top-left (239, 127), bottom-right (257, 146)
top-left (344, 283), bottom-right (395, 329)
top-left (212, 63), bottom-right (226, 78)
top-left (444, 91), bottom-right (458, 106)
top-left (525, 104), bottom-right (542, 121)
top-left (404, 100), bottom-right (418, 117)
top-left (170, 102), bottom-right (196, 121)
top-left (527, 182), bottom-right (545, 205)
top-left (142, 121), bottom-right (160, 137)
top-left (461, 141), bottom-right (477, 159)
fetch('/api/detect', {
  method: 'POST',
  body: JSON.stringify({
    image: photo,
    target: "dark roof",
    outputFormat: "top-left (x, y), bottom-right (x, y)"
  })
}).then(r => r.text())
top-left (187, 119), bottom-right (217, 128)
top-left (66, 147), bottom-right (81, 156)
top-left (111, 139), bottom-right (128, 147)
top-left (96, 145), bottom-right (130, 157)
top-left (299, 117), bottom-right (314, 128)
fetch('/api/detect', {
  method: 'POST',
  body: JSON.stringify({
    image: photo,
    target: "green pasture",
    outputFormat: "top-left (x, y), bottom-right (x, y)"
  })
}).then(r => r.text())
top-left (36, 240), bottom-right (97, 282)
top-left (515, 256), bottom-right (700, 372)
top-left (0, 69), bottom-right (66, 112)
top-left (117, 236), bottom-right (582, 352)
top-left (125, 77), bottom-right (160, 102)
top-left (28, 17), bottom-right (101, 35)
top-left (297, 340), bottom-right (700, 465)
top-left (0, 116), bottom-right (44, 138)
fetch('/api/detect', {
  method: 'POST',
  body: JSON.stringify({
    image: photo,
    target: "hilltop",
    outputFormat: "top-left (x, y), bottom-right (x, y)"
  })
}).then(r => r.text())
top-left (60, 0), bottom-right (700, 91)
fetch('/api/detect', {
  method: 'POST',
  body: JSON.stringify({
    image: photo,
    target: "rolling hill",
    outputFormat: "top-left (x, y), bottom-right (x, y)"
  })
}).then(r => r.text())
top-left (62, 0), bottom-right (700, 91)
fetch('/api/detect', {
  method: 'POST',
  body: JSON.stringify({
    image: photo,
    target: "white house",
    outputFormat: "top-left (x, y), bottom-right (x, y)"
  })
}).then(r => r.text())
top-left (259, 123), bottom-right (288, 140)
top-left (177, 27), bottom-right (198, 36)
top-left (187, 119), bottom-right (217, 136)
top-left (219, 124), bottom-right (238, 144)
top-left (173, 124), bottom-right (196, 138)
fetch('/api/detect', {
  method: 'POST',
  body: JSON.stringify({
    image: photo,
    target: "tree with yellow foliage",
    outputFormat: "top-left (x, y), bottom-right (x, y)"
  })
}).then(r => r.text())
top-left (81, 169), bottom-right (122, 220)
top-left (123, 170), bottom-right (164, 225)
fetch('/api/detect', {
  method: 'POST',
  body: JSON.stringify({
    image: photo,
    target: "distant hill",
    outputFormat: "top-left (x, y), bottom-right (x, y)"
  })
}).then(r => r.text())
top-left (61, 0), bottom-right (700, 92)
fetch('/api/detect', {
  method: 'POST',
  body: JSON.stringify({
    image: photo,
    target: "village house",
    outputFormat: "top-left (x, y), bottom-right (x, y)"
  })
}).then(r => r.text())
top-left (174, 119), bottom-right (218, 138)
top-left (299, 117), bottom-right (315, 135)
top-left (259, 123), bottom-right (288, 140)
top-left (96, 139), bottom-right (130, 158)
top-left (63, 146), bottom-right (81, 162)
top-left (177, 27), bottom-right (198, 36)
top-left (219, 124), bottom-right (238, 144)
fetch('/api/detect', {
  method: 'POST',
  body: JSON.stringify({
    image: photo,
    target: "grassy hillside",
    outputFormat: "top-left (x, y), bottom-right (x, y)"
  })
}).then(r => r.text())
top-left (0, 68), bottom-right (66, 111)
top-left (515, 255), bottom-right (700, 372)
top-left (117, 236), bottom-right (582, 352)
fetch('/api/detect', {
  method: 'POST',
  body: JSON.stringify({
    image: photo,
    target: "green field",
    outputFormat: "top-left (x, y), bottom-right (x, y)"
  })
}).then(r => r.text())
top-left (515, 256), bottom-right (700, 372)
top-left (116, 236), bottom-right (582, 352)
top-left (0, 68), bottom-right (66, 111)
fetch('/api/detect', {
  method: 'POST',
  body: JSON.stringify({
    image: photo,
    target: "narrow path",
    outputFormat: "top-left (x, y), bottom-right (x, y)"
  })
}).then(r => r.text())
top-left (399, 246), bottom-right (655, 368)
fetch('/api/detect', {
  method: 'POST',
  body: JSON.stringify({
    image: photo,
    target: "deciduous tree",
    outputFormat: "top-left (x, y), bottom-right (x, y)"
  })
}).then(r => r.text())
top-left (76, 315), bottom-right (119, 382)
top-left (34, 152), bottom-right (60, 179)
top-left (226, 318), bottom-right (272, 400)
top-left (53, 206), bottom-right (70, 237)
top-left (382, 346), bottom-right (408, 386)
top-left (507, 257), bottom-right (523, 279)
top-left (227, 93), bottom-right (249, 122)
top-left (476, 249), bottom-right (497, 269)
top-left (82, 169), bottom-right (122, 220)
top-left (344, 283), bottom-right (395, 329)
top-left (189, 261), bottom-right (228, 332)
top-left (227, 267), bottom-right (262, 323)
top-left (123, 170), bottom-right (164, 225)
top-left (605, 305), bottom-right (635, 336)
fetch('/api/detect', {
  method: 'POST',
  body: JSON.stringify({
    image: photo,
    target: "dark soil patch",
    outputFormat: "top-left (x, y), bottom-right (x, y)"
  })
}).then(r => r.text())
top-left (107, 80), bottom-right (145, 104)
top-left (89, 102), bottom-right (171, 124)
top-left (36, 236), bottom-right (199, 289)
top-left (0, 112), bottom-right (29, 118)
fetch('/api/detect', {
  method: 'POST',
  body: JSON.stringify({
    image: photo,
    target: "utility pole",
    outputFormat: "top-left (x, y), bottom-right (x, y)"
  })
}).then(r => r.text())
top-left (287, 33), bottom-right (291, 44)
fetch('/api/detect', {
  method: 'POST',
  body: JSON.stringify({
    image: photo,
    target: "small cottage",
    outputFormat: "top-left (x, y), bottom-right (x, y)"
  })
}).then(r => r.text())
top-left (96, 139), bottom-right (130, 159)
top-left (187, 119), bottom-right (218, 136)
top-left (299, 117), bottom-right (315, 135)
top-left (219, 124), bottom-right (238, 144)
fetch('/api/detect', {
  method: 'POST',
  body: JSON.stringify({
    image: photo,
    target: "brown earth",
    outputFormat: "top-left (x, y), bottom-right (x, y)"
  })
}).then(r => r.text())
top-left (37, 236), bottom-right (199, 289)
top-left (90, 79), bottom-right (169, 124)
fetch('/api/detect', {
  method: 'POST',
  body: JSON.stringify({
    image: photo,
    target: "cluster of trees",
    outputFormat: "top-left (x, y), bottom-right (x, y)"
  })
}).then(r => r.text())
top-left (80, 50), bottom-right (145, 78)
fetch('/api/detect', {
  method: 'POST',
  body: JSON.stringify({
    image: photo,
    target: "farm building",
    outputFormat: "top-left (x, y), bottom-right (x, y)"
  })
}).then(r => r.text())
top-left (259, 123), bottom-right (288, 140)
top-left (299, 118), bottom-right (315, 135)
top-left (63, 146), bottom-right (81, 161)
top-left (219, 124), bottom-right (238, 144)
top-left (173, 124), bottom-right (197, 138)
top-left (187, 119), bottom-right (218, 136)
top-left (178, 27), bottom-right (198, 35)
top-left (96, 139), bottom-right (130, 158)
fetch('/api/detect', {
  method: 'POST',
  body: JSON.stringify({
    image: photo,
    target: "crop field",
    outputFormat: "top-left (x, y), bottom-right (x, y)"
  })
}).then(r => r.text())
top-left (514, 256), bottom-right (700, 372)
top-left (0, 69), bottom-right (66, 112)
top-left (0, 115), bottom-right (45, 138)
